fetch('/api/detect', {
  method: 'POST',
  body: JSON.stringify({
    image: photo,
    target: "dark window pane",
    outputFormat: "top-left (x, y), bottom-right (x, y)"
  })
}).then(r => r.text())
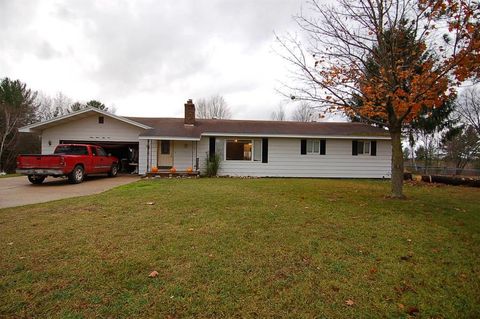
top-left (161, 141), bottom-right (170, 154)
top-left (54, 145), bottom-right (89, 155)
top-left (97, 147), bottom-right (107, 156)
top-left (226, 140), bottom-right (252, 160)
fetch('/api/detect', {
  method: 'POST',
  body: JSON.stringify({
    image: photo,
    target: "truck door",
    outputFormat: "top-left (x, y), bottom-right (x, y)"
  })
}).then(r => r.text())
top-left (90, 146), bottom-right (102, 173)
top-left (96, 147), bottom-right (111, 173)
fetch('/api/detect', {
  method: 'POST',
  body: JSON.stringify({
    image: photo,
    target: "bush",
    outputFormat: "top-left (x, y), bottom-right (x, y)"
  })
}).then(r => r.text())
top-left (205, 153), bottom-right (221, 177)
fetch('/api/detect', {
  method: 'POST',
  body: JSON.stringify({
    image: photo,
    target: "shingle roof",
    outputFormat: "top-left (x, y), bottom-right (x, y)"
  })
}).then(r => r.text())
top-left (125, 117), bottom-right (390, 140)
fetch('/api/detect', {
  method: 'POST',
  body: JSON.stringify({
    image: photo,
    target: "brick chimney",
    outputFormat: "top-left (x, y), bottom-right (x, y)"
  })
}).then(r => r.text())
top-left (184, 99), bottom-right (195, 126)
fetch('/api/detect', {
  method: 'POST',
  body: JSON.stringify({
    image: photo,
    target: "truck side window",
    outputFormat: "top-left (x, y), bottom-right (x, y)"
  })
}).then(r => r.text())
top-left (91, 148), bottom-right (97, 156)
top-left (97, 147), bottom-right (107, 157)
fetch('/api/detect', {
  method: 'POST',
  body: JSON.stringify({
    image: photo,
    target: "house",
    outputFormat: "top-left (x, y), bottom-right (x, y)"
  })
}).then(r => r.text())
top-left (19, 99), bottom-right (392, 178)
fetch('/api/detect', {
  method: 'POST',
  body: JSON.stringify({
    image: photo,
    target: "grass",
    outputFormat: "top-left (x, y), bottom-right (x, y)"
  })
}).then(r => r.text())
top-left (0, 173), bottom-right (20, 178)
top-left (0, 178), bottom-right (479, 318)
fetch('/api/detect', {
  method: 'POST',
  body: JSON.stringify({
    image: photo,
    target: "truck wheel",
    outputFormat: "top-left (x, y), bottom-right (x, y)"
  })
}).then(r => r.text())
top-left (68, 165), bottom-right (84, 184)
top-left (28, 175), bottom-right (46, 185)
top-left (108, 164), bottom-right (118, 177)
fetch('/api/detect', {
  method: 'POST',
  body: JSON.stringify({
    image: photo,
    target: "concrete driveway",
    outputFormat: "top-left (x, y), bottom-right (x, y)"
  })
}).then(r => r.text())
top-left (0, 175), bottom-right (140, 209)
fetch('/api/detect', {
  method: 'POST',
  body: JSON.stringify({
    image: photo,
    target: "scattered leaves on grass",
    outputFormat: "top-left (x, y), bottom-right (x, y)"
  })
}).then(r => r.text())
top-left (148, 271), bottom-right (159, 278)
top-left (370, 267), bottom-right (377, 274)
top-left (345, 299), bottom-right (355, 306)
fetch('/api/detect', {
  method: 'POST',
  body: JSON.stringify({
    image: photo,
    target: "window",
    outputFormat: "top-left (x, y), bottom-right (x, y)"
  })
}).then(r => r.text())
top-left (304, 139), bottom-right (326, 155)
top-left (54, 145), bottom-right (89, 155)
top-left (97, 147), bottom-right (107, 156)
top-left (357, 141), bottom-right (370, 155)
top-left (226, 139), bottom-right (252, 160)
top-left (91, 147), bottom-right (97, 156)
top-left (161, 141), bottom-right (170, 154)
top-left (253, 139), bottom-right (262, 161)
top-left (307, 140), bottom-right (320, 154)
top-left (98, 116), bottom-right (104, 124)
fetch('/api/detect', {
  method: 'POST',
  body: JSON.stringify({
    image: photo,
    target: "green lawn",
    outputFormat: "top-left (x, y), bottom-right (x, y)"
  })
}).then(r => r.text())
top-left (1, 179), bottom-right (479, 318)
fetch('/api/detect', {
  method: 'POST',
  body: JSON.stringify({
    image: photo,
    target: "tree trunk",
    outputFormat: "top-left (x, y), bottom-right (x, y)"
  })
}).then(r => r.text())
top-left (390, 130), bottom-right (405, 199)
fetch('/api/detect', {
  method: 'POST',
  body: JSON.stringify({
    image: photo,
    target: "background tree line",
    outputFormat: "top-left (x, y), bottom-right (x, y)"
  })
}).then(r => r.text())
top-left (405, 86), bottom-right (480, 174)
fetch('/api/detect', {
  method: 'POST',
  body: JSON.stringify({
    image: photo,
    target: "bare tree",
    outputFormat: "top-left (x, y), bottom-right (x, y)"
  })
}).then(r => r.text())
top-left (271, 104), bottom-right (286, 121)
top-left (456, 87), bottom-right (480, 135)
top-left (53, 92), bottom-right (72, 116)
top-left (36, 91), bottom-right (71, 121)
top-left (196, 95), bottom-right (231, 119)
top-left (292, 102), bottom-right (315, 122)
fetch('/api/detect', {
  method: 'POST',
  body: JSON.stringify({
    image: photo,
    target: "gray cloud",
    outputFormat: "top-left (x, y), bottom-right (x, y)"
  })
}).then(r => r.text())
top-left (0, 0), bottom-right (302, 118)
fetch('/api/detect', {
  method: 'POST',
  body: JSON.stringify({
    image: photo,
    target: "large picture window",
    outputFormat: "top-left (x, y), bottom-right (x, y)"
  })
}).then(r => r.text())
top-left (226, 139), bottom-right (252, 160)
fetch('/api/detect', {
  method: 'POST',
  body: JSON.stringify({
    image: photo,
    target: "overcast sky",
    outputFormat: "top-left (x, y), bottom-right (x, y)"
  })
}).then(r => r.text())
top-left (0, 0), bottom-right (306, 119)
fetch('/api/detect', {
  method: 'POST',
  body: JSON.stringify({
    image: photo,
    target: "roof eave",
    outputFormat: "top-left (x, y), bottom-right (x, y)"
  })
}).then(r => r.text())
top-left (18, 108), bottom-right (152, 133)
top-left (140, 132), bottom-right (391, 140)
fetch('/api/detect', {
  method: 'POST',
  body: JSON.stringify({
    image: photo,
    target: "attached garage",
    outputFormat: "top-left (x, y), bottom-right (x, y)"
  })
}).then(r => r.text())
top-left (19, 108), bottom-right (151, 174)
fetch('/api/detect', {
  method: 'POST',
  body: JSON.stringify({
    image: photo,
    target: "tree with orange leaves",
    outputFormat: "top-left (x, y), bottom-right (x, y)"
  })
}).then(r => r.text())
top-left (278, 0), bottom-right (479, 198)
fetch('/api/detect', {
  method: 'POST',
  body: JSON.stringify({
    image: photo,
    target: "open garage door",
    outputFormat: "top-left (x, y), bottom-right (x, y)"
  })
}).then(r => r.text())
top-left (59, 140), bottom-right (139, 173)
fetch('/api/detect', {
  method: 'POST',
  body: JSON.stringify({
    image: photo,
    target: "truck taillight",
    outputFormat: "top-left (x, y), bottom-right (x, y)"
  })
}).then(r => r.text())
top-left (59, 157), bottom-right (66, 166)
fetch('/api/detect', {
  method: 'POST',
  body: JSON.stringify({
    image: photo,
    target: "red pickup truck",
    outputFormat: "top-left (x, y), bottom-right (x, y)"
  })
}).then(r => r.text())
top-left (16, 144), bottom-right (119, 184)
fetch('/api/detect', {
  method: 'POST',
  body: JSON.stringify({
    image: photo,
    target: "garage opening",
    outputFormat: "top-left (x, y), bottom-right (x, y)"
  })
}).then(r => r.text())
top-left (59, 140), bottom-right (139, 174)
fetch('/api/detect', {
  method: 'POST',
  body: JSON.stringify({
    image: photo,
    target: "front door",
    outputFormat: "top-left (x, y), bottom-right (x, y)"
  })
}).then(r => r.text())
top-left (158, 140), bottom-right (173, 168)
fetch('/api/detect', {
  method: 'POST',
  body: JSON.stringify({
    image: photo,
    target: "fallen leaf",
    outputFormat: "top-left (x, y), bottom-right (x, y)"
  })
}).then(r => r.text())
top-left (148, 271), bottom-right (159, 278)
top-left (345, 299), bottom-right (355, 306)
top-left (188, 228), bottom-right (194, 231)
top-left (407, 306), bottom-right (419, 316)
top-left (370, 267), bottom-right (377, 274)
top-left (7, 242), bottom-right (13, 245)
top-left (398, 303), bottom-right (405, 310)
top-left (146, 202), bottom-right (155, 205)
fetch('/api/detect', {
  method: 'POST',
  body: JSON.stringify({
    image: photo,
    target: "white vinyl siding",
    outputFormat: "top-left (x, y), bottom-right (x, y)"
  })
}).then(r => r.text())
top-left (41, 115), bottom-right (143, 154)
top-left (198, 137), bottom-right (391, 178)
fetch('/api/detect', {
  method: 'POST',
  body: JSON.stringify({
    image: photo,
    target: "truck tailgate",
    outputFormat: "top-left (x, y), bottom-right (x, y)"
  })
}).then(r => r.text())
top-left (17, 155), bottom-right (64, 168)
